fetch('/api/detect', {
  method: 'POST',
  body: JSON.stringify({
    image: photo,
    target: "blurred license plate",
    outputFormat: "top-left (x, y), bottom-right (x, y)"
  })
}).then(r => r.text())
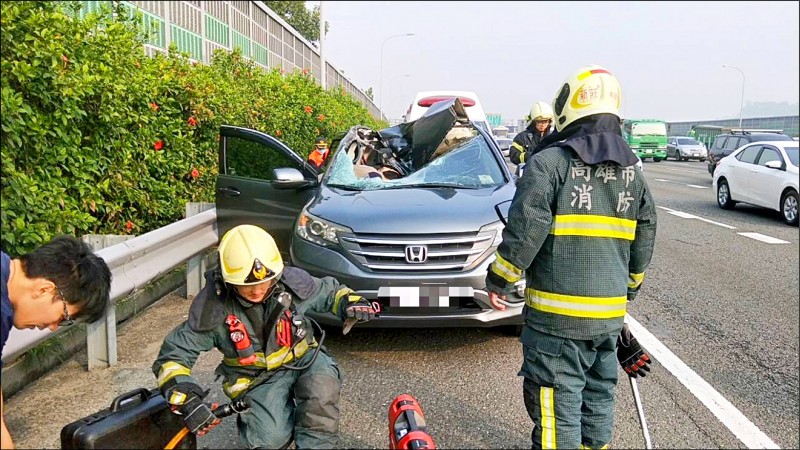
top-left (646, 149), bottom-right (653, 153)
top-left (378, 286), bottom-right (473, 308)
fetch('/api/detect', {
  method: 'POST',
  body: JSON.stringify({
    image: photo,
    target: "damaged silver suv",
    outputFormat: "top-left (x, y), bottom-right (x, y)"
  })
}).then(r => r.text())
top-left (215, 99), bottom-right (524, 330)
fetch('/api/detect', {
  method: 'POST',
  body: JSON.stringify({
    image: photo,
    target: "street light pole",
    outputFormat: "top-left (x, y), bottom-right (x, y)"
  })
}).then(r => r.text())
top-left (379, 33), bottom-right (414, 119)
top-left (722, 64), bottom-right (745, 128)
top-left (388, 74), bottom-right (411, 121)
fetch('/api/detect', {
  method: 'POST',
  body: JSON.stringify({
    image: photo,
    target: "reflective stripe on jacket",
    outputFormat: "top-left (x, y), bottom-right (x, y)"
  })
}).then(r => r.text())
top-left (153, 274), bottom-right (356, 399)
top-left (489, 145), bottom-right (657, 339)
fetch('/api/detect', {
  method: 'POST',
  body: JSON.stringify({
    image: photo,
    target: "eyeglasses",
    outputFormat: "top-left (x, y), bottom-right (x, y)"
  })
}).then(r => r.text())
top-left (56, 287), bottom-right (75, 327)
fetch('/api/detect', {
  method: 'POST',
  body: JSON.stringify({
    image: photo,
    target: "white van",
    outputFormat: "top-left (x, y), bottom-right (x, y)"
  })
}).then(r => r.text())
top-left (405, 91), bottom-right (491, 134)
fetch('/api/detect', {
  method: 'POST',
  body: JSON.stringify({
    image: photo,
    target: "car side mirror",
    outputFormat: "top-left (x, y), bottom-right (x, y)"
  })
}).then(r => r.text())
top-left (495, 200), bottom-right (512, 226)
top-left (764, 160), bottom-right (783, 170)
top-left (272, 167), bottom-right (313, 189)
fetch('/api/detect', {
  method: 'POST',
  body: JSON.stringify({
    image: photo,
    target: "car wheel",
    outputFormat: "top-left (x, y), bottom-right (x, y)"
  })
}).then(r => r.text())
top-left (717, 179), bottom-right (736, 210)
top-left (676, 153), bottom-right (683, 162)
top-left (781, 190), bottom-right (799, 226)
top-left (654, 157), bottom-right (664, 162)
top-left (700, 158), bottom-right (706, 162)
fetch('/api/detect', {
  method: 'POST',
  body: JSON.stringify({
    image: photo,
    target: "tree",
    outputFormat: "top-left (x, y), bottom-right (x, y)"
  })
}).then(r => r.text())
top-left (365, 87), bottom-right (374, 101)
top-left (265, 1), bottom-right (329, 43)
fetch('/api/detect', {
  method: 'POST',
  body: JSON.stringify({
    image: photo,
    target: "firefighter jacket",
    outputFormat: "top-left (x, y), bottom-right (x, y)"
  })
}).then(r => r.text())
top-left (487, 115), bottom-right (657, 340)
top-left (153, 266), bottom-right (363, 401)
top-left (509, 124), bottom-right (554, 165)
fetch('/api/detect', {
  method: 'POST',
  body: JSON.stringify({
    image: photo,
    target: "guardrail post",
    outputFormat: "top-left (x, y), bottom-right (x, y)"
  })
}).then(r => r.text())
top-left (186, 202), bottom-right (216, 298)
top-left (82, 234), bottom-right (134, 370)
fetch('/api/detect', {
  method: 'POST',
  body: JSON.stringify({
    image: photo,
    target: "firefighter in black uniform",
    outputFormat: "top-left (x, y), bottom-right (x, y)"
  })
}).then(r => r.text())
top-left (153, 224), bottom-right (377, 449)
top-left (509, 101), bottom-right (556, 176)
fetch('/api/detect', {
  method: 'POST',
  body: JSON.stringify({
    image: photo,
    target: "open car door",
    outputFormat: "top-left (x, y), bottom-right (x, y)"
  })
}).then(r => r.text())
top-left (216, 125), bottom-right (319, 259)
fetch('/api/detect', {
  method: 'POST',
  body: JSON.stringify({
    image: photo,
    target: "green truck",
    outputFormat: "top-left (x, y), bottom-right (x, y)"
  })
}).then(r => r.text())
top-left (622, 119), bottom-right (667, 162)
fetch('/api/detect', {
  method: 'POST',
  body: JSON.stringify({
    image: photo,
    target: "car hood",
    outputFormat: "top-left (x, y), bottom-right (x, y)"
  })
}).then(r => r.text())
top-left (308, 183), bottom-right (515, 233)
top-left (679, 144), bottom-right (706, 151)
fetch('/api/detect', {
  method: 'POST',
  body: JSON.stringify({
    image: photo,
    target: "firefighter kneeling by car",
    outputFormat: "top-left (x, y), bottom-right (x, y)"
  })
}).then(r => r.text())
top-left (153, 224), bottom-right (377, 449)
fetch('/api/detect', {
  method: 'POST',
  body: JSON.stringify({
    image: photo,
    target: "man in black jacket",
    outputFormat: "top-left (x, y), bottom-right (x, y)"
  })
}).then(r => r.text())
top-left (509, 101), bottom-right (556, 174)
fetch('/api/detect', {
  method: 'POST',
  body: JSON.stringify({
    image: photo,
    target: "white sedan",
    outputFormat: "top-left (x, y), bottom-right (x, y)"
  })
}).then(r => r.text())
top-left (712, 141), bottom-right (799, 225)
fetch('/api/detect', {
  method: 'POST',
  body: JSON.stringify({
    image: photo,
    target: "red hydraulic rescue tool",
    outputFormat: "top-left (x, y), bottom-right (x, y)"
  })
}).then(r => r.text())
top-left (388, 394), bottom-right (436, 449)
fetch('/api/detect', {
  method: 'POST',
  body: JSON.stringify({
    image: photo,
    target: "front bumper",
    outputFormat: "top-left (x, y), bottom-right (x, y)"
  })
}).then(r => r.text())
top-left (290, 237), bottom-right (525, 328)
top-left (635, 148), bottom-right (667, 158)
top-left (680, 149), bottom-right (707, 159)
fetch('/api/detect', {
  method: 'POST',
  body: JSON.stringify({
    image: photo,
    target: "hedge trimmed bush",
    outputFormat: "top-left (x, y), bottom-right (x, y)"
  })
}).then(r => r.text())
top-left (1, 1), bottom-right (386, 257)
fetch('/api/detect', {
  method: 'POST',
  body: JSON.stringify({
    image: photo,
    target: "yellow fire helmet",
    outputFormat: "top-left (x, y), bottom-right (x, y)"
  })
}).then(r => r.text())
top-left (219, 224), bottom-right (284, 285)
top-left (529, 101), bottom-right (554, 123)
top-left (552, 64), bottom-right (621, 132)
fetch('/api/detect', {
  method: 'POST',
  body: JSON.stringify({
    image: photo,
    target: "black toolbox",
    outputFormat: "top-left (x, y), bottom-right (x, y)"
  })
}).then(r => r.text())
top-left (61, 387), bottom-right (196, 449)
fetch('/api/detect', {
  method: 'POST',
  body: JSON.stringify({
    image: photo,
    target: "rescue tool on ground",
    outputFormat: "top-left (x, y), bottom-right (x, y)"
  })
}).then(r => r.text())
top-left (388, 394), bottom-right (436, 449)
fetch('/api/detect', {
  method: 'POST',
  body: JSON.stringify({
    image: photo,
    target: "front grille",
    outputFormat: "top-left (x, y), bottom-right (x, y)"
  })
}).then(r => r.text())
top-left (640, 142), bottom-right (659, 148)
top-left (339, 231), bottom-right (496, 273)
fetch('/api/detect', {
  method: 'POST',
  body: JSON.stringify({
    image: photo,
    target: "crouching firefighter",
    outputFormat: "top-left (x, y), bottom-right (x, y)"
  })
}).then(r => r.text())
top-left (152, 224), bottom-right (378, 449)
top-left (485, 65), bottom-right (657, 449)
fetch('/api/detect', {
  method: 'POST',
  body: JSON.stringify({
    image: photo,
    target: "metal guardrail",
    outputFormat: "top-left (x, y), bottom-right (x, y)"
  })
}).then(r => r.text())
top-left (1, 207), bottom-right (219, 367)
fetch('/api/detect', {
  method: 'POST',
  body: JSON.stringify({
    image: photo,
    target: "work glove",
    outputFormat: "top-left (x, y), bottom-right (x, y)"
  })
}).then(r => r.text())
top-left (343, 295), bottom-right (378, 335)
top-left (616, 324), bottom-right (651, 378)
top-left (179, 395), bottom-right (221, 435)
top-left (167, 382), bottom-right (221, 435)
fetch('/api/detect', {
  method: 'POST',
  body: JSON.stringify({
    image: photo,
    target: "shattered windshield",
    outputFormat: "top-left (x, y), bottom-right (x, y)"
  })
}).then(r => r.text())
top-left (324, 97), bottom-right (506, 191)
top-left (325, 132), bottom-right (505, 191)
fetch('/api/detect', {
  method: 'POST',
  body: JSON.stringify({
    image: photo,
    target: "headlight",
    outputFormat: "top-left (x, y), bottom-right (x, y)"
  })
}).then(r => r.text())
top-left (479, 220), bottom-right (505, 247)
top-left (296, 210), bottom-right (352, 247)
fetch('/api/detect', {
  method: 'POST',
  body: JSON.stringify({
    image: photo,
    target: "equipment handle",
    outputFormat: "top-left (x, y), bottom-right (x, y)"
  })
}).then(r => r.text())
top-left (629, 377), bottom-right (653, 449)
top-left (110, 388), bottom-right (151, 412)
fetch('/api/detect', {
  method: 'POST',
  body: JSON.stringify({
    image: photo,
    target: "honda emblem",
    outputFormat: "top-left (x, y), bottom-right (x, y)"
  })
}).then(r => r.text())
top-left (405, 245), bottom-right (428, 264)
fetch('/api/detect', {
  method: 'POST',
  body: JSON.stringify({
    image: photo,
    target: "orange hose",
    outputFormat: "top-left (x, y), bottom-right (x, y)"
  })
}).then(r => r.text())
top-left (164, 427), bottom-right (190, 450)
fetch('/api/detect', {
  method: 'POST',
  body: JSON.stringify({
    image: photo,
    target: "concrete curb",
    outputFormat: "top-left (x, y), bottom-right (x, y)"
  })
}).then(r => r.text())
top-left (1, 252), bottom-right (217, 399)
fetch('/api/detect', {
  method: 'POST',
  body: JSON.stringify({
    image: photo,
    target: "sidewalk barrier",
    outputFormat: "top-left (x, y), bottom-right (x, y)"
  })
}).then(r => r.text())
top-left (1, 206), bottom-right (219, 369)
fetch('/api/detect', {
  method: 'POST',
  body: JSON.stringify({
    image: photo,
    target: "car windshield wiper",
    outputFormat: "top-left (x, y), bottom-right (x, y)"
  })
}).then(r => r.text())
top-left (383, 183), bottom-right (476, 190)
top-left (325, 183), bottom-right (363, 191)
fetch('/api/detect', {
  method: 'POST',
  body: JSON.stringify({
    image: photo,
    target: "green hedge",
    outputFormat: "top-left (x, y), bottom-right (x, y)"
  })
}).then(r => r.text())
top-left (1, 1), bottom-right (386, 257)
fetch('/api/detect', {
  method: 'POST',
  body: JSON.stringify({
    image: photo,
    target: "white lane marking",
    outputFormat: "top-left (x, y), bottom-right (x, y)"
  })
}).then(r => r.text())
top-left (668, 210), bottom-right (699, 219)
top-left (662, 167), bottom-right (708, 175)
top-left (695, 217), bottom-right (738, 229)
top-left (656, 206), bottom-right (738, 229)
top-left (654, 178), bottom-right (708, 189)
top-left (626, 314), bottom-right (781, 449)
top-left (737, 232), bottom-right (791, 244)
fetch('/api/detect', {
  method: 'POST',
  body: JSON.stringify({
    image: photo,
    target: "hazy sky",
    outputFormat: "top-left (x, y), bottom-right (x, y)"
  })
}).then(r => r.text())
top-left (320, 1), bottom-right (799, 123)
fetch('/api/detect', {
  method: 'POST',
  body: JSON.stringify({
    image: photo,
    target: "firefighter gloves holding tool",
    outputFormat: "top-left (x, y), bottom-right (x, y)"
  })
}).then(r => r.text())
top-left (616, 324), bottom-right (652, 378)
top-left (168, 382), bottom-right (220, 435)
top-left (179, 395), bottom-right (221, 435)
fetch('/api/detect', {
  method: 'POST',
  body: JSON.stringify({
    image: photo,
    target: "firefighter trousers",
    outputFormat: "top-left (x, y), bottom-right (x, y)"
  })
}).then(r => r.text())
top-left (518, 327), bottom-right (619, 449)
top-left (237, 349), bottom-right (342, 449)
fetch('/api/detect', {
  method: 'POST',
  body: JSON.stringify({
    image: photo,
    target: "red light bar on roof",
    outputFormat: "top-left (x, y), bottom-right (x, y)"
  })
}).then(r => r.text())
top-left (417, 96), bottom-right (476, 107)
